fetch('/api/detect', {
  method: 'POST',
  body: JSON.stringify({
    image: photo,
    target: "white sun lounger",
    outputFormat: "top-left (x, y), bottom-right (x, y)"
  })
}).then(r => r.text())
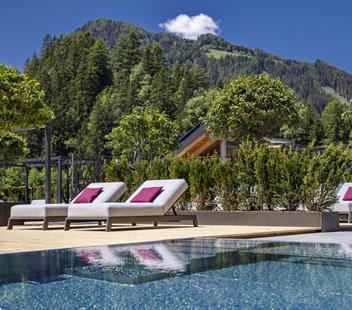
top-left (64, 179), bottom-right (198, 232)
top-left (332, 182), bottom-right (352, 222)
top-left (7, 182), bottom-right (127, 230)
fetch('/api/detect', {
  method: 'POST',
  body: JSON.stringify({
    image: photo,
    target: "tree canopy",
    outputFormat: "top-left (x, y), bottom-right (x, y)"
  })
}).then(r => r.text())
top-left (0, 64), bottom-right (53, 161)
top-left (204, 74), bottom-right (298, 141)
top-left (107, 107), bottom-right (178, 161)
top-left (0, 64), bottom-right (53, 131)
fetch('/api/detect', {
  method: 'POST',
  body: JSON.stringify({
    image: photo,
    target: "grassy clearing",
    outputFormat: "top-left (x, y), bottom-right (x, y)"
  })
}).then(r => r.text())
top-left (322, 86), bottom-right (348, 104)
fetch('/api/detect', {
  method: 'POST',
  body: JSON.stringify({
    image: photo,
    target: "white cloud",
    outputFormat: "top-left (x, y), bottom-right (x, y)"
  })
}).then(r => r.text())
top-left (159, 13), bottom-right (219, 40)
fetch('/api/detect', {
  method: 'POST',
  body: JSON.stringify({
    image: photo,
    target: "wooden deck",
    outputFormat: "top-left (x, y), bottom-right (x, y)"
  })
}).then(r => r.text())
top-left (0, 223), bottom-right (320, 254)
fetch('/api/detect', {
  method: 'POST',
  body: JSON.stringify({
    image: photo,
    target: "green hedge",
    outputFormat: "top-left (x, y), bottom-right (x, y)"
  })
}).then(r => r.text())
top-left (105, 141), bottom-right (351, 211)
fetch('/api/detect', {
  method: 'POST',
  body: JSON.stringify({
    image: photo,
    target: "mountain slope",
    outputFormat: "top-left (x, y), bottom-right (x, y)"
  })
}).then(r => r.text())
top-left (80, 18), bottom-right (352, 111)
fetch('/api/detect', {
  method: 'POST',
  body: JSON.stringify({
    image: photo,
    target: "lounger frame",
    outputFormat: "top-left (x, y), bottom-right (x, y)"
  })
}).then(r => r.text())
top-left (7, 216), bottom-right (67, 230)
top-left (7, 217), bottom-right (104, 230)
top-left (64, 214), bottom-right (198, 232)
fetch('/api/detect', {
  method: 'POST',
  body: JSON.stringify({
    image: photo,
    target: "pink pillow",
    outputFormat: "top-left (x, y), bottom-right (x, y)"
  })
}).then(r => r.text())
top-left (74, 187), bottom-right (103, 204)
top-left (343, 187), bottom-right (352, 201)
top-left (130, 187), bottom-right (163, 203)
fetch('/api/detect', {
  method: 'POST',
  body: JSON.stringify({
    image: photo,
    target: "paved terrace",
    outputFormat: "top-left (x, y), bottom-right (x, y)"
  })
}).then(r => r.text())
top-left (0, 224), bottom-right (319, 254)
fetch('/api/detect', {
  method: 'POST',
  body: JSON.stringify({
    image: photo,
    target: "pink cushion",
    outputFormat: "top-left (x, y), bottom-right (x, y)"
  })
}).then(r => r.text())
top-left (74, 187), bottom-right (103, 204)
top-left (130, 187), bottom-right (163, 203)
top-left (343, 187), bottom-right (352, 201)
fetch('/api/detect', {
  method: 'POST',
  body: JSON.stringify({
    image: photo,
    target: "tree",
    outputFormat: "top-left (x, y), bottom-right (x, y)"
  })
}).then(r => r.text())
top-left (78, 87), bottom-right (122, 156)
top-left (0, 64), bottom-right (53, 131)
top-left (24, 32), bottom-right (112, 155)
top-left (177, 89), bottom-right (217, 133)
top-left (107, 107), bottom-right (178, 161)
top-left (204, 75), bottom-right (298, 141)
top-left (321, 99), bottom-right (349, 144)
top-left (0, 132), bottom-right (28, 161)
top-left (110, 32), bottom-right (141, 72)
top-left (0, 64), bottom-right (53, 160)
top-left (281, 103), bottom-right (323, 144)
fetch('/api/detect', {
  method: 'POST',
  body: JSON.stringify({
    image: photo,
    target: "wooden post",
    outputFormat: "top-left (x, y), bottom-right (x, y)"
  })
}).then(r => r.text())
top-left (24, 165), bottom-right (29, 203)
top-left (57, 156), bottom-right (62, 203)
top-left (71, 153), bottom-right (75, 200)
top-left (45, 123), bottom-right (52, 204)
top-left (220, 138), bottom-right (227, 161)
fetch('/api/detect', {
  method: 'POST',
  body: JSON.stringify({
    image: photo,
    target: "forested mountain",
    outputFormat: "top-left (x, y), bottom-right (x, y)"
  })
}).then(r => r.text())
top-left (23, 18), bottom-right (352, 158)
top-left (25, 30), bottom-right (211, 156)
top-left (80, 19), bottom-right (352, 111)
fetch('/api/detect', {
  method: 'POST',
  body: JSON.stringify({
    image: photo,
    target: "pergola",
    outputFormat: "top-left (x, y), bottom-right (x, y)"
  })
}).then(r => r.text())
top-left (1, 124), bottom-right (105, 203)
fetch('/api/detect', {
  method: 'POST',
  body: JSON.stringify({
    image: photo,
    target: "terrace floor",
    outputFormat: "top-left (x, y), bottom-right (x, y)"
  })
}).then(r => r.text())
top-left (0, 223), bottom-right (320, 254)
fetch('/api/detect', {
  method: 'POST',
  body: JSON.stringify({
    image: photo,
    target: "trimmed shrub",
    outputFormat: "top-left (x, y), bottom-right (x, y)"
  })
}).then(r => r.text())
top-left (104, 142), bottom-right (350, 211)
top-left (301, 143), bottom-right (351, 211)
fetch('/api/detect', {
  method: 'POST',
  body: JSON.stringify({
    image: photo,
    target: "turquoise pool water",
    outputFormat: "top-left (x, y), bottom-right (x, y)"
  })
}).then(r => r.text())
top-left (0, 238), bottom-right (352, 309)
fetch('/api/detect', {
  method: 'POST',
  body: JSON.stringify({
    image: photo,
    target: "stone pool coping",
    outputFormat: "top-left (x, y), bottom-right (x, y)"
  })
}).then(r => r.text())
top-left (0, 224), bottom-right (320, 254)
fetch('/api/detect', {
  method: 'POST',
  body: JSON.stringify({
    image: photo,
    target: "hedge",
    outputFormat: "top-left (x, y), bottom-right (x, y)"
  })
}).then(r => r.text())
top-left (105, 141), bottom-right (351, 211)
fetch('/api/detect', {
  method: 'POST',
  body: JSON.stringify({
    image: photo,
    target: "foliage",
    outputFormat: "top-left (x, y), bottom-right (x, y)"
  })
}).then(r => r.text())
top-left (0, 64), bottom-right (53, 131)
top-left (177, 88), bottom-right (217, 133)
top-left (106, 107), bottom-right (178, 161)
top-left (301, 143), bottom-right (351, 211)
top-left (235, 140), bottom-right (257, 210)
top-left (0, 132), bottom-right (28, 161)
top-left (0, 64), bottom-right (53, 161)
top-left (80, 19), bottom-right (352, 110)
top-left (204, 75), bottom-right (298, 141)
top-left (25, 32), bottom-right (112, 155)
top-left (211, 157), bottom-right (238, 211)
top-left (188, 157), bottom-right (215, 210)
top-left (281, 103), bottom-right (323, 145)
top-left (321, 100), bottom-right (350, 144)
top-left (272, 147), bottom-right (307, 210)
top-left (104, 142), bottom-right (350, 211)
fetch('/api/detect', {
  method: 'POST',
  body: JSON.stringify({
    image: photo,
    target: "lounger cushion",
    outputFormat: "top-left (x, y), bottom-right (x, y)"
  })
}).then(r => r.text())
top-left (343, 187), bottom-right (352, 201)
top-left (127, 179), bottom-right (188, 214)
top-left (10, 204), bottom-right (68, 218)
top-left (74, 187), bottom-right (103, 203)
top-left (333, 201), bottom-right (352, 212)
top-left (71, 182), bottom-right (127, 203)
top-left (68, 203), bottom-right (164, 218)
top-left (130, 187), bottom-right (163, 203)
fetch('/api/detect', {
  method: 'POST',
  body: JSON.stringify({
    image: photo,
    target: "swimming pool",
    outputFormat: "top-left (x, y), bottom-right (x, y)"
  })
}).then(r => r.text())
top-left (0, 238), bottom-right (352, 309)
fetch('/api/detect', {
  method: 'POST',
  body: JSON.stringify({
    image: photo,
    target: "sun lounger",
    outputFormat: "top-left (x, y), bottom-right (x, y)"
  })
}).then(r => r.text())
top-left (64, 179), bottom-right (198, 232)
top-left (7, 182), bottom-right (127, 230)
top-left (332, 182), bottom-right (352, 222)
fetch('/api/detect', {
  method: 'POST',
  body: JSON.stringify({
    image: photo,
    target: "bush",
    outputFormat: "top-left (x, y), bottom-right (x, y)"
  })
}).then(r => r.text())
top-left (302, 143), bottom-right (351, 211)
top-left (104, 142), bottom-right (351, 211)
top-left (236, 140), bottom-right (257, 210)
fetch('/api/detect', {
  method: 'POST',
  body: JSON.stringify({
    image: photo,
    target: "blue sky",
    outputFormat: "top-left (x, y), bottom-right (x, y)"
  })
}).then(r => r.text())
top-left (1, 0), bottom-right (351, 72)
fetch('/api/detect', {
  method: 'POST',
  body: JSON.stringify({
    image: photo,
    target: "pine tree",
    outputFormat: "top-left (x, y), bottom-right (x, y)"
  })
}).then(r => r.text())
top-left (110, 32), bottom-right (141, 73)
top-left (321, 100), bottom-right (349, 144)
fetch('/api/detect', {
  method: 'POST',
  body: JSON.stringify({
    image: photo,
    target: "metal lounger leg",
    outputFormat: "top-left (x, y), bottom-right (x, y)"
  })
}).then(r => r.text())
top-left (42, 219), bottom-right (49, 230)
top-left (7, 218), bottom-right (14, 230)
top-left (64, 219), bottom-right (71, 231)
top-left (132, 222), bottom-right (137, 226)
top-left (193, 217), bottom-right (198, 227)
top-left (106, 219), bottom-right (112, 232)
top-left (154, 221), bottom-right (158, 226)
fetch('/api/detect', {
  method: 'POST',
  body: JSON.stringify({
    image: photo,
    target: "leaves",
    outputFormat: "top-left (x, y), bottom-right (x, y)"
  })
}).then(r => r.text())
top-left (204, 74), bottom-right (298, 141)
top-left (106, 107), bottom-right (178, 161)
top-left (0, 64), bottom-right (53, 131)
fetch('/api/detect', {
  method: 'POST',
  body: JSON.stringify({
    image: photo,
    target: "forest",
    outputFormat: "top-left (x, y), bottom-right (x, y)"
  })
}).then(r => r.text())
top-left (21, 19), bottom-right (352, 160)
top-left (2, 19), bottom-right (352, 205)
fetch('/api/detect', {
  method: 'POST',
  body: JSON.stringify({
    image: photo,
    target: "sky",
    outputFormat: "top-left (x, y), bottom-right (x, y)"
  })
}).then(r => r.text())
top-left (1, 0), bottom-right (351, 73)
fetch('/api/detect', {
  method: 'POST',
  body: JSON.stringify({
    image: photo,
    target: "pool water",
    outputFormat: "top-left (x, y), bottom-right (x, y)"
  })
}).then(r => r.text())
top-left (0, 238), bottom-right (352, 309)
